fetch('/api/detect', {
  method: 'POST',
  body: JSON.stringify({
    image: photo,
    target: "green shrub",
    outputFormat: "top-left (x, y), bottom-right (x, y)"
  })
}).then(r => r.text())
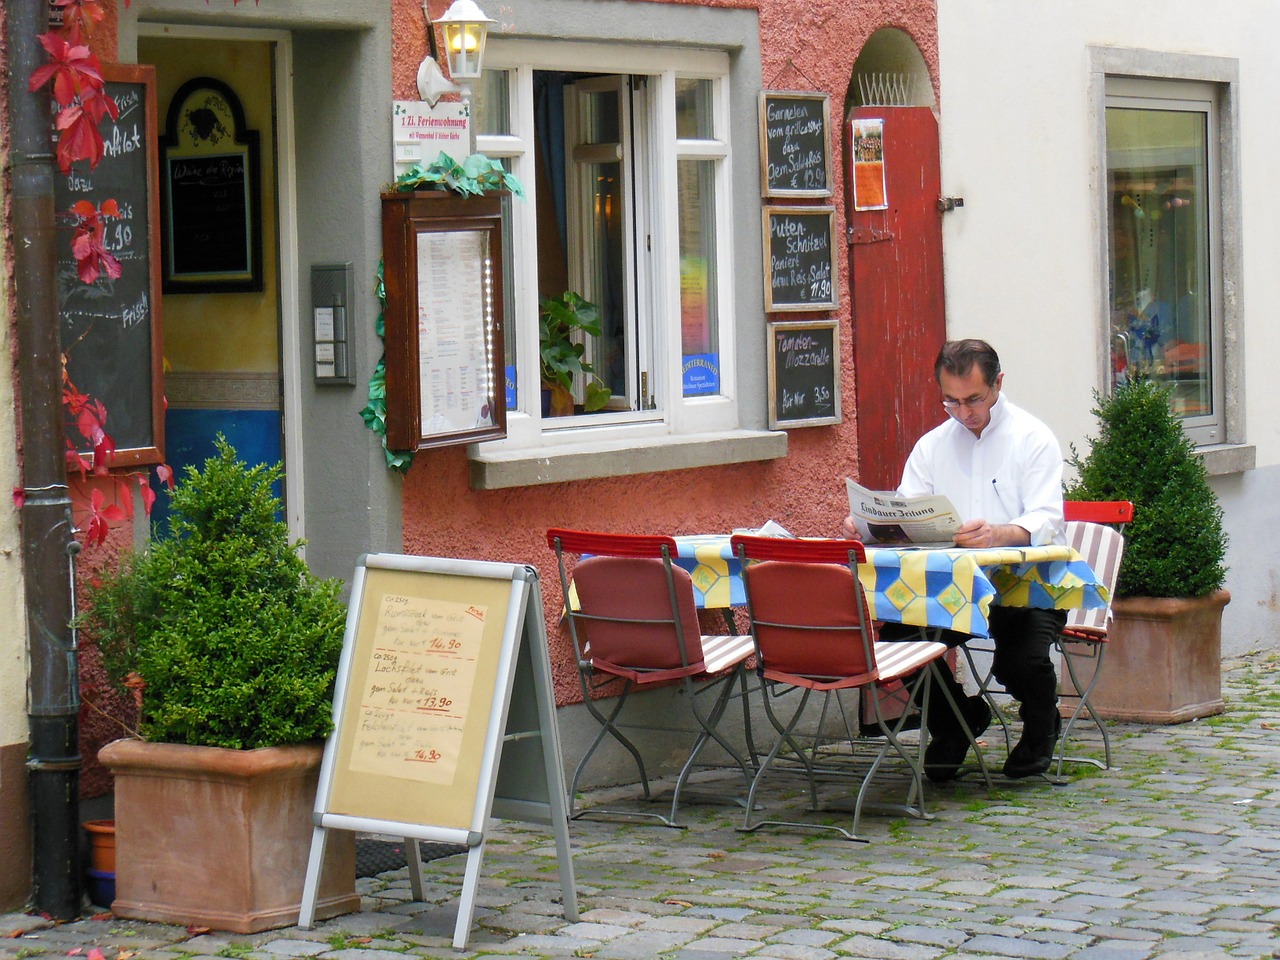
top-left (1066, 378), bottom-right (1227, 598)
top-left (82, 438), bottom-right (347, 749)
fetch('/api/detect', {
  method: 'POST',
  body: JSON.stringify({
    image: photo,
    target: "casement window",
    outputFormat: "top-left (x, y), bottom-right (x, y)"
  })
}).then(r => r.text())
top-left (1102, 72), bottom-right (1236, 449)
top-left (472, 40), bottom-right (753, 471)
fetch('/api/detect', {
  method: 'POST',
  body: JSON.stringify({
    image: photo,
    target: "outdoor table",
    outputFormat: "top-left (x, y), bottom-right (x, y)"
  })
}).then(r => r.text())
top-left (672, 535), bottom-right (1109, 638)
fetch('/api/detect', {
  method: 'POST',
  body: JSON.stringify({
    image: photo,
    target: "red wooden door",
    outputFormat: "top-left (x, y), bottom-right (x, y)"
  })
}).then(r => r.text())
top-left (847, 106), bottom-right (946, 491)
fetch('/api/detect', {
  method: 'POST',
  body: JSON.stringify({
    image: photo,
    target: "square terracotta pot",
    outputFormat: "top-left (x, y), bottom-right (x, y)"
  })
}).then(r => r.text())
top-left (1063, 590), bottom-right (1229, 724)
top-left (99, 739), bottom-right (359, 933)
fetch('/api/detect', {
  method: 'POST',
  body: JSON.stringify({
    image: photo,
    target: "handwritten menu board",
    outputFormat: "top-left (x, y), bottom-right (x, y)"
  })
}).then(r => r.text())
top-left (327, 563), bottom-right (515, 829)
top-left (762, 206), bottom-right (838, 312)
top-left (55, 63), bottom-right (164, 465)
top-left (759, 92), bottom-right (833, 198)
top-left (767, 320), bottom-right (841, 428)
top-left (349, 593), bottom-right (485, 786)
top-left (382, 192), bottom-right (507, 451)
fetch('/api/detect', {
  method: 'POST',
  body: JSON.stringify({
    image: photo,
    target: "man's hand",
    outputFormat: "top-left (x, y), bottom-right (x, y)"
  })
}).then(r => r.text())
top-left (840, 516), bottom-right (859, 539)
top-left (954, 519), bottom-right (1030, 549)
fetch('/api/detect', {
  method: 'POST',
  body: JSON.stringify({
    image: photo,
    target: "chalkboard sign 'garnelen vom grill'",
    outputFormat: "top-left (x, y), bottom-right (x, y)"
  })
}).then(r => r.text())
top-left (758, 91), bottom-right (833, 198)
top-left (767, 320), bottom-right (842, 429)
top-left (762, 206), bottom-right (838, 312)
top-left (55, 63), bottom-right (165, 466)
top-left (159, 77), bottom-right (263, 293)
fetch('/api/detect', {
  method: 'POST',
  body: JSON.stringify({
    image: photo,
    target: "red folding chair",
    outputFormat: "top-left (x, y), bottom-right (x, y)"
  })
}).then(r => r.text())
top-left (731, 535), bottom-right (991, 842)
top-left (547, 528), bottom-right (757, 827)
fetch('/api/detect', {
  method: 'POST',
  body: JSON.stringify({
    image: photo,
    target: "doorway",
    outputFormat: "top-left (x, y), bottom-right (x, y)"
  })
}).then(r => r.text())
top-left (137, 27), bottom-right (303, 536)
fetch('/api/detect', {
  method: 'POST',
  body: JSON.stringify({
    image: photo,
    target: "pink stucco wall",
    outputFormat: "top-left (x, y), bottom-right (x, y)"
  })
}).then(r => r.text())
top-left (396, 0), bottom-right (940, 704)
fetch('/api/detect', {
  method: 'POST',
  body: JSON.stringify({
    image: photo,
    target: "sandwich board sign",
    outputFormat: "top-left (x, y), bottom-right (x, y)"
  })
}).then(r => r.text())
top-left (299, 554), bottom-right (577, 948)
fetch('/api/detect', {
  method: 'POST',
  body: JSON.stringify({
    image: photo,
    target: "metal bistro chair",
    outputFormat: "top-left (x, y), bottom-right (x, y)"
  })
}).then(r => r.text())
top-left (547, 528), bottom-right (757, 828)
top-left (960, 501), bottom-right (1131, 776)
top-left (730, 535), bottom-right (990, 842)
top-left (1054, 500), bottom-right (1132, 774)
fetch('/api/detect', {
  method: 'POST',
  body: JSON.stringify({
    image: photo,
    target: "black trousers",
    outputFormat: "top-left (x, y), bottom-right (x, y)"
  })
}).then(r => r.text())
top-left (882, 606), bottom-right (1068, 731)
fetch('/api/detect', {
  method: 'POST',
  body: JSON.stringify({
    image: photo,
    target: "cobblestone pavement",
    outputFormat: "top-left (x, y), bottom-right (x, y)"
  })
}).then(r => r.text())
top-left (5, 653), bottom-right (1280, 960)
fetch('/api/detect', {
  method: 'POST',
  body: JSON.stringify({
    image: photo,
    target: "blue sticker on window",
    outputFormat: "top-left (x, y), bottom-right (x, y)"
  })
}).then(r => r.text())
top-left (505, 364), bottom-right (517, 410)
top-left (682, 353), bottom-right (720, 396)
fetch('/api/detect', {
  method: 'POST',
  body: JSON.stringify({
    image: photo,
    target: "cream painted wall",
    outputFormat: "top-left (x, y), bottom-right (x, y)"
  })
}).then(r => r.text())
top-left (937, 0), bottom-right (1280, 654)
top-left (937, 0), bottom-right (1280, 466)
top-left (0, 219), bottom-right (27, 749)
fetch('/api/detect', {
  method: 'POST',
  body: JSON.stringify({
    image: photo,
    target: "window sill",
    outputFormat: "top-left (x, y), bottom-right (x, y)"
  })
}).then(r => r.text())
top-left (1198, 443), bottom-right (1255, 476)
top-left (468, 429), bottom-right (788, 490)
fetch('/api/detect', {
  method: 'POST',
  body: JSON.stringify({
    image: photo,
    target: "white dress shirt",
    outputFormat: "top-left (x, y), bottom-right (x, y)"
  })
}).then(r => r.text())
top-left (898, 393), bottom-right (1065, 546)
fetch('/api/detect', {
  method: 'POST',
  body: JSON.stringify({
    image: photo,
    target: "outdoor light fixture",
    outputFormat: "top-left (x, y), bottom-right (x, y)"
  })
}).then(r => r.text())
top-left (435, 0), bottom-right (495, 83)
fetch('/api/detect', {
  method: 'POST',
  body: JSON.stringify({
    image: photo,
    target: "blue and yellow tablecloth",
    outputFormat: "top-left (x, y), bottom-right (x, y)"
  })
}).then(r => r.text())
top-left (673, 536), bottom-right (1109, 639)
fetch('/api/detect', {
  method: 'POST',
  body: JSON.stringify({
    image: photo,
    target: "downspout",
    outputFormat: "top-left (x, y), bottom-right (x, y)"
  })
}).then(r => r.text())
top-left (7, 0), bottom-right (83, 918)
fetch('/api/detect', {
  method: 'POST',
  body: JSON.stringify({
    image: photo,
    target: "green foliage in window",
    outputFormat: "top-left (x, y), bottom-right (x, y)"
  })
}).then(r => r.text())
top-left (539, 291), bottom-right (612, 412)
top-left (80, 438), bottom-right (348, 749)
top-left (1066, 378), bottom-right (1227, 598)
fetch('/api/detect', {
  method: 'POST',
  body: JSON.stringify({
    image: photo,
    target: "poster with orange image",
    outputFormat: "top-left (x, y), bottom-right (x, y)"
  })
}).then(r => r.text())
top-left (851, 118), bottom-right (887, 211)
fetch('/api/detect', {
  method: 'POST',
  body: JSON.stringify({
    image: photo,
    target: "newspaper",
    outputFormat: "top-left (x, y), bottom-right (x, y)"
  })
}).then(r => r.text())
top-left (844, 478), bottom-right (962, 546)
top-left (731, 519), bottom-right (795, 538)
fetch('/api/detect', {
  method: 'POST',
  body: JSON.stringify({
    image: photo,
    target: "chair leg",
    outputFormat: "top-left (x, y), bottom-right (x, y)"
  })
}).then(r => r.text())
top-left (959, 643), bottom-right (1012, 754)
top-left (927, 660), bottom-right (995, 792)
top-left (570, 680), bottom-right (666, 822)
top-left (669, 669), bottom-right (755, 824)
top-left (738, 685), bottom-right (873, 840)
top-left (1054, 640), bottom-right (1112, 774)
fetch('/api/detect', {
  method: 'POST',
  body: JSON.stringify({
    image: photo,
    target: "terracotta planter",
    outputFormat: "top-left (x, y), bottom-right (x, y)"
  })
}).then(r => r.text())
top-left (83, 819), bottom-right (116, 873)
top-left (98, 740), bottom-right (359, 933)
top-left (1072, 589), bottom-right (1229, 723)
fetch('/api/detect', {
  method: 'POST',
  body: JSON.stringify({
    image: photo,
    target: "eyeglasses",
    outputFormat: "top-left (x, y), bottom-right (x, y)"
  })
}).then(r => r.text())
top-left (941, 386), bottom-right (995, 412)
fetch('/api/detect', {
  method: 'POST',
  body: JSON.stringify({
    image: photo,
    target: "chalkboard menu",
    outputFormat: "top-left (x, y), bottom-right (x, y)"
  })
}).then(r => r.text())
top-left (767, 320), bottom-right (841, 428)
top-left (160, 77), bottom-right (263, 293)
top-left (762, 206), bottom-right (838, 312)
top-left (759, 91), bottom-right (833, 198)
top-left (55, 63), bottom-right (164, 466)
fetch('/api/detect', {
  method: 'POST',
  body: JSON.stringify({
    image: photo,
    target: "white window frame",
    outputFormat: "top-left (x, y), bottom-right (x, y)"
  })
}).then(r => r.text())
top-left (1089, 48), bottom-right (1249, 471)
top-left (1104, 77), bottom-right (1222, 446)
top-left (475, 39), bottom-right (740, 456)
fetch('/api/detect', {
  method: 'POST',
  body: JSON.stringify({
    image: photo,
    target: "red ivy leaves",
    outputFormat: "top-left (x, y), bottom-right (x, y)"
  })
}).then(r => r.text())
top-left (62, 361), bottom-right (113, 478)
top-left (28, 32), bottom-right (119, 174)
top-left (67, 198), bottom-right (123, 284)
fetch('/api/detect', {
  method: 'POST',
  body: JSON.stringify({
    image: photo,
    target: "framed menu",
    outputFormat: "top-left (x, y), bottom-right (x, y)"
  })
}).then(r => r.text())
top-left (54, 63), bottom-right (165, 467)
top-left (159, 77), bottom-right (263, 293)
top-left (381, 192), bottom-right (507, 450)
top-left (759, 91), bottom-right (833, 198)
top-left (762, 206), bottom-right (838, 311)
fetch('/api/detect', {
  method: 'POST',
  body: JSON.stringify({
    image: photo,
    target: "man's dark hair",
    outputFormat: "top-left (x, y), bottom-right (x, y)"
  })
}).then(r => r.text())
top-left (935, 339), bottom-right (1001, 386)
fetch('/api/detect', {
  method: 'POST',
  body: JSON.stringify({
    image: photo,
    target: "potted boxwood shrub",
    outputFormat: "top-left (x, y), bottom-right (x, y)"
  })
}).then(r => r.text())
top-left (539, 290), bottom-right (612, 416)
top-left (1066, 378), bottom-right (1229, 722)
top-left (85, 438), bottom-right (359, 931)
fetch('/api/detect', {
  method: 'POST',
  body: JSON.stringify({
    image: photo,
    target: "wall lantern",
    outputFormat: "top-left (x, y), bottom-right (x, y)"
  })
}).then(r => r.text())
top-left (435, 0), bottom-right (495, 83)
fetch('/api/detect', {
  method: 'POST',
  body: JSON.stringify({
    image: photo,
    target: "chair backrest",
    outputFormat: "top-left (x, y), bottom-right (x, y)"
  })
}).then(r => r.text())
top-left (1064, 500), bottom-right (1134, 533)
top-left (547, 528), bottom-right (706, 676)
top-left (730, 535), bottom-right (876, 683)
top-left (1063, 520), bottom-right (1126, 636)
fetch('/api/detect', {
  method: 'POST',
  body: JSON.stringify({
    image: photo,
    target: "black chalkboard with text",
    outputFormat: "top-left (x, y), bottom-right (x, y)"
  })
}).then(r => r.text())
top-left (762, 206), bottom-right (838, 312)
top-left (54, 63), bottom-right (164, 466)
top-left (768, 320), bottom-right (841, 429)
top-left (759, 91), bottom-right (833, 198)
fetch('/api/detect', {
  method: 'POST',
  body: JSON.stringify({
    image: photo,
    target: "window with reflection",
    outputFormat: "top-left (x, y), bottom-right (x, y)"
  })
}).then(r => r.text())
top-left (1106, 78), bottom-right (1221, 442)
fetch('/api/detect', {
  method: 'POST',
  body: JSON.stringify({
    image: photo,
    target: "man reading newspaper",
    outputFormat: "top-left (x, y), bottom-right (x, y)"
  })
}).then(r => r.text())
top-left (842, 339), bottom-right (1065, 780)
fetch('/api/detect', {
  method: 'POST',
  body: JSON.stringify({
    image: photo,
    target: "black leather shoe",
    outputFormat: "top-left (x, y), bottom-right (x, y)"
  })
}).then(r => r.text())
top-left (924, 697), bottom-right (991, 783)
top-left (1003, 712), bottom-right (1062, 778)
